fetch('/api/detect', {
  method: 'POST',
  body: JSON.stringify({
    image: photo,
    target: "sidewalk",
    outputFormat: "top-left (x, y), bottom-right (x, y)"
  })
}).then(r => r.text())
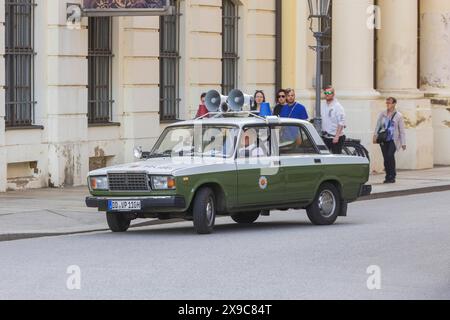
top-left (0, 167), bottom-right (449, 240)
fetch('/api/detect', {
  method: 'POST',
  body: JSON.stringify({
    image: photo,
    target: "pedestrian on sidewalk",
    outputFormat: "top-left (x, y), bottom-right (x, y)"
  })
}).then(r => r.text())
top-left (280, 89), bottom-right (309, 120)
top-left (321, 86), bottom-right (346, 154)
top-left (195, 92), bottom-right (209, 118)
top-left (273, 89), bottom-right (287, 116)
top-left (252, 90), bottom-right (266, 113)
top-left (373, 97), bottom-right (407, 184)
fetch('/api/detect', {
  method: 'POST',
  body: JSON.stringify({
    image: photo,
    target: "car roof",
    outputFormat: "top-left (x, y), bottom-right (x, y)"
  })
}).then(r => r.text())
top-left (166, 116), bottom-right (312, 128)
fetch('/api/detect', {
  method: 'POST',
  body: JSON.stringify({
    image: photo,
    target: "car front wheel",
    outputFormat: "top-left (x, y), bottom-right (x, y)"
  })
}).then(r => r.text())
top-left (106, 213), bottom-right (131, 232)
top-left (306, 183), bottom-right (341, 226)
top-left (231, 211), bottom-right (260, 224)
top-left (193, 187), bottom-right (216, 234)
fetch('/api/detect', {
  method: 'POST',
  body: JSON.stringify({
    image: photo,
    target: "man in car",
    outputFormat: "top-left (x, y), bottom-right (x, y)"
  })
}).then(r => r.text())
top-left (238, 128), bottom-right (265, 158)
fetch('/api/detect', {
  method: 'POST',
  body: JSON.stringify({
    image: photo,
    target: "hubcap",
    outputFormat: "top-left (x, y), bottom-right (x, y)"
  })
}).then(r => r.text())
top-left (318, 190), bottom-right (336, 218)
top-left (205, 196), bottom-right (215, 226)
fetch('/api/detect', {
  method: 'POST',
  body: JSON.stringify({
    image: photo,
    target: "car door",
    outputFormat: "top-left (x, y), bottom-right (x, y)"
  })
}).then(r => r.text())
top-left (236, 125), bottom-right (286, 207)
top-left (274, 124), bottom-right (323, 202)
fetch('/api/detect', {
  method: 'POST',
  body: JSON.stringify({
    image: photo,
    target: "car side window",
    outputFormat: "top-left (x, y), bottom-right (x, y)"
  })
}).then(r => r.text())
top-left (276, 125), bottom-right (318, 155)
top-left (238, 126), bottom-right (271, 158)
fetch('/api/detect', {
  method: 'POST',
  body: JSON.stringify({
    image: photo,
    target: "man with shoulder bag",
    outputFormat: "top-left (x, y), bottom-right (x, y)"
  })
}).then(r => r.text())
top-left (373, 97), bottom-right (407, 184)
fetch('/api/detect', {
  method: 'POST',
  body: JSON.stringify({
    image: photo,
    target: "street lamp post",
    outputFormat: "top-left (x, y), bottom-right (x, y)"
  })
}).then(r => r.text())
top-left (308, 0), bottom-right (331, 133)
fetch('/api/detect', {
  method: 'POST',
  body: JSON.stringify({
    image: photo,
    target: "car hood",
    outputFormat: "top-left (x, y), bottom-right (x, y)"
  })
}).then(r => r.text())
top-left (88, 157), bottom-right (234, 177)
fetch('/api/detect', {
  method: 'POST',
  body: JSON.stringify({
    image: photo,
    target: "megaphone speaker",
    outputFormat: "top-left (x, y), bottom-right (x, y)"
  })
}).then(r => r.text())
top-left (228, 89), bottom-right (255, 112)
top-left (205, 90), bottom-right (228, 113)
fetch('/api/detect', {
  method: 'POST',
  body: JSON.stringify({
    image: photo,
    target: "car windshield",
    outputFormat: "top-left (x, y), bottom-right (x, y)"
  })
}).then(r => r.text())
top-left (151, 125), bottom-right (240, 158)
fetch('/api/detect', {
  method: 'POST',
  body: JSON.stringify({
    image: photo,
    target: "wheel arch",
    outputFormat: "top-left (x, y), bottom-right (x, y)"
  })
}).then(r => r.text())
top-left (315, 178), bottom-right (347, 217)
top-left (188, 182), bottom-right (228, 215)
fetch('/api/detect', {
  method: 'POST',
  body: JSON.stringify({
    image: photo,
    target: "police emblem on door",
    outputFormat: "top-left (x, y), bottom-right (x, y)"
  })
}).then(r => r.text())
top-left (259, 176), bottom-right (268, 190)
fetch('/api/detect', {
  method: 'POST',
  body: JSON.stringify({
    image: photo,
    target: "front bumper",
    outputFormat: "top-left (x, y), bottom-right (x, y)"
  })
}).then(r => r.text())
top-left (86, 196), bottom-right (186, 212)
top-left (359, 184), bottom-right (372, 197)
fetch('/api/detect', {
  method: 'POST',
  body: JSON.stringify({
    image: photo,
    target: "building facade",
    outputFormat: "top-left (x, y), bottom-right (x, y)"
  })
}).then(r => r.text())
top-left (0, 0), bottom-right (278, 191)
top-left (1, 0), bottom-right (449, 192)
top-left (281, 0), bottom-right (450, 173)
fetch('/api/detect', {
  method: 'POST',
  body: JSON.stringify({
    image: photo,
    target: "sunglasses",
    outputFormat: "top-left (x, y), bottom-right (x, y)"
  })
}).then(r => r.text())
top-left (324, 91), bottom-right (334, 95)
top-left (278, 95), bottom-right (286, 98)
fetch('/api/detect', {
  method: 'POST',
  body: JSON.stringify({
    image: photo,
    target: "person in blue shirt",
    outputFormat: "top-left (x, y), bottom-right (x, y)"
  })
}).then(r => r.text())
top-left (280, 89), bottom-right (309, 120)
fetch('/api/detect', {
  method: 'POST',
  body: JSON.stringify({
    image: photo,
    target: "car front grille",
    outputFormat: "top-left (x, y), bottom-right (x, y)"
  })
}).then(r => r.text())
top-left (108, 173), bottom-right (150, 192)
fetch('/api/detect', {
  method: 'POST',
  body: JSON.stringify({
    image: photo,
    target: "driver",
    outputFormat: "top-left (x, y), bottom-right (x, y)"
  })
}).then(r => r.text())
top-left (238, 129), bottom-right (265, 158)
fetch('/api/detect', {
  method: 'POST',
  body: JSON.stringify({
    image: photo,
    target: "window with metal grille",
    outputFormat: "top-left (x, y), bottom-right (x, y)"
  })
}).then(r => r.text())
top-left (5, 0), bottom-right (36, 127)
top-left (222, 0), bottom-right (239, 95)
top-left (159, 0), bottom-right (180, 122)
top-left (321, 1), bottom-right (332, 89)
top-left (88, 17), bottom-right (113, 124)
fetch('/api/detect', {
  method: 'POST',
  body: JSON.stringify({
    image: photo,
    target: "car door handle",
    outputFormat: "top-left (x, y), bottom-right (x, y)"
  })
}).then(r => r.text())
top-left (314, 159), bottom-right (322, 164)
top-left (273, 160), bottom-right (281, 166)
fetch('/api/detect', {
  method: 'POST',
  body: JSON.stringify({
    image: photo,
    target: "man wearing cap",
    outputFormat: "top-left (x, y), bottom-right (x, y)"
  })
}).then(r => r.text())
top-left (321, 87), bottom-right (346, 155)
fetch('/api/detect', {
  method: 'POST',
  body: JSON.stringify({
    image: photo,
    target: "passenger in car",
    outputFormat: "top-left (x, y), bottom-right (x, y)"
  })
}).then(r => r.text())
top-left (238, 128), bottom-right (265, 158)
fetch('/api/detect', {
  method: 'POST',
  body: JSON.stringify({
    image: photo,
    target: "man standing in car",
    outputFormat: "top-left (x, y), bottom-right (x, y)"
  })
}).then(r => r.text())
top-left (321, 87), bottom-right (346, 154)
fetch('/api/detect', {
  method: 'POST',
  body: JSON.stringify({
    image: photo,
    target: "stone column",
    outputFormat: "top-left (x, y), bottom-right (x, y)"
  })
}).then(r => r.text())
top-left (242, 0), bottom-right (277, 103)
top-left (376, 0), bottom-right (433, 170)
top-left (281, 0), bottom-right (315, 114)
top-left (332, 0), bottom-right (379, 98)
top-left (185, 0), bottom-right (222, 118)
top-left (119, 16), bottom-right (162, 164)
top-left (47, 0), bottom-right (89, 187)
top-left (0, 0), bottom-right (6, 192)
top-left (420, 0), bottom-right (450, 165)
top-left (377, 0), bottom-right (420, 94)
top-left (332, 0), bottom-right (382, 171)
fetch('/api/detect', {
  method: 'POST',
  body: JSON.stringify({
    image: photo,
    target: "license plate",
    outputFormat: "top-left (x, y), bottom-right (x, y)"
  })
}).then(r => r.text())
top-left (108, 200), bottom-right (142, 212)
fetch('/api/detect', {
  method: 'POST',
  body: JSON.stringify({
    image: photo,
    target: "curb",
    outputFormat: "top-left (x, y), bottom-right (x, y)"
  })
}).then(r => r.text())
top-left (359, 184), bottom-right (450, 201)
top-left (2, 186), bottom-right (450, 242)
top-left (0, 219), bottom-right (184, 243)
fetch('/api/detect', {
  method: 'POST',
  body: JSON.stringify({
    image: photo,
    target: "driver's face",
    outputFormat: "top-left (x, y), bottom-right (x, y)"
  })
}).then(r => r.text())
top-left (241, 130), bottom-right (255, 148)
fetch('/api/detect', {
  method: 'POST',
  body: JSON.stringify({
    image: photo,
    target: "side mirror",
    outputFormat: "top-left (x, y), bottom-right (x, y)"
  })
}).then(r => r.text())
top-left (134, 146), bottom-right (143, 160)
top-left (134, 147), bottom-right (152, 160)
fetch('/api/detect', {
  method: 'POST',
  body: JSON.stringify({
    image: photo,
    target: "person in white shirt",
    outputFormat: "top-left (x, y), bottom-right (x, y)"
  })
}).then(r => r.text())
top-left (321, 87), bottom-right (346, 154)
top-left (238, 129), bottom-right (265, 158)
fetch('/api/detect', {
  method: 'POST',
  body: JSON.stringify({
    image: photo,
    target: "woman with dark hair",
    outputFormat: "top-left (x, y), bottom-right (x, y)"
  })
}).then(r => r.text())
top-left (252, 90), bottom-right (266, 112)
top-left (273, 89), bottom-right (287, 116)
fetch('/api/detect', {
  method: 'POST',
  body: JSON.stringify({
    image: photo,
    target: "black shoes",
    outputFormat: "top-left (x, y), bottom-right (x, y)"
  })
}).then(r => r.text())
top-left (383, 179), bottom-right (396, 184)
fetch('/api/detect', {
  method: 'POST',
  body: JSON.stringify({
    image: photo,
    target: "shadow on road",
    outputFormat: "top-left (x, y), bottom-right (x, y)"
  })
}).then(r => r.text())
top-left (95, 219), bottom-right (356, 238)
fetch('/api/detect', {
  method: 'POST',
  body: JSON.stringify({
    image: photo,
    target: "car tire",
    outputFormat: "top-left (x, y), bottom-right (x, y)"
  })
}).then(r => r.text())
top-left (231, 211), bottom-right (260, 224)
top-left (193, 187), bottom-right (216, 234)
top-left (106, 213), bottom-right (131, 232)
top-left (306, 183), bottom-right (341, 226)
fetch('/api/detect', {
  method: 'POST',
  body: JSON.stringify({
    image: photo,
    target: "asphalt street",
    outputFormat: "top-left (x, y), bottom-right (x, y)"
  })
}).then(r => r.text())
top-left (0, 191), bottom-right (449, 300)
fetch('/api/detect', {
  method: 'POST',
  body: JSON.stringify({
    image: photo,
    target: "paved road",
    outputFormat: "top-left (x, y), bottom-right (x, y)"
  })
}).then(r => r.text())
top-left (0, 191), bottom-right (449, 300)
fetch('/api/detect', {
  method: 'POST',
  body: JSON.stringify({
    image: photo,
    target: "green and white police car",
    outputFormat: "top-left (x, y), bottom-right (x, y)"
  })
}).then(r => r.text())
top-left (86, 113), bottom-right (371, 234)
